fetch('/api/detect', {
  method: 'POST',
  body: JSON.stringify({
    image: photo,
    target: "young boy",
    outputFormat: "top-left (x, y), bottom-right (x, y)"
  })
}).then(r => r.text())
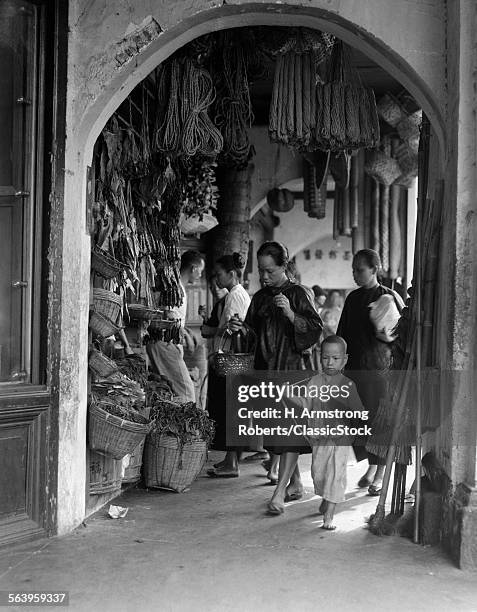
top-left (288, 335), bottom-right (366, 530)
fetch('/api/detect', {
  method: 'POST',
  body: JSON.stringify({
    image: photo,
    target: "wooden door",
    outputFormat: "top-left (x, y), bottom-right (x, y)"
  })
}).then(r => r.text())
top-left (0, 1), bottom-right (50, 546)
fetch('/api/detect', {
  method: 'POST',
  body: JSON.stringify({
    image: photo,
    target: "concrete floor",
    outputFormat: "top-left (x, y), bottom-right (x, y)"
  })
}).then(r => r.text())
top-left (1, 453), bottom-right (477, 612)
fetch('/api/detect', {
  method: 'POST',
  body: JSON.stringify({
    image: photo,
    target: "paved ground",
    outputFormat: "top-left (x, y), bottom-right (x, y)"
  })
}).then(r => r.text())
top-left (1, 453), bottom-right (477, 612)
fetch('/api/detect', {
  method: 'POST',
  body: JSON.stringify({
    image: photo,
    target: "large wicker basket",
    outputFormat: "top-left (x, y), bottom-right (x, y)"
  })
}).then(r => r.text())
top-left (93, 288), bottom-right (122, 323)
top-left (88, 399), bottom-right (151, 460)
top-left (143, 433), bottom-right (207, 492)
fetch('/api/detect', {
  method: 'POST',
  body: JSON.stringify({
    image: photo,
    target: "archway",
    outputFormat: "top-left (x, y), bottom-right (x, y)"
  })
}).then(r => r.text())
top-left (77, 3), bottom-right (446, 164)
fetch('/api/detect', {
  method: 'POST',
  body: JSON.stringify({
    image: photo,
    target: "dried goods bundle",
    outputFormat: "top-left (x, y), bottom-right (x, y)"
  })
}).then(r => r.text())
top-left (269, 48), bottom-right (321, 150)
top-left (88, 397), bottom-right (151, 460)
top-left (315, 42), bottom-right (380, 151)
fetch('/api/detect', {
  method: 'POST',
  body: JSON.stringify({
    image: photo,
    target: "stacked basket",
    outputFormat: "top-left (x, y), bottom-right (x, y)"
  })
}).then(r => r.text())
top-left (88, 397), bottom-right (151, 460)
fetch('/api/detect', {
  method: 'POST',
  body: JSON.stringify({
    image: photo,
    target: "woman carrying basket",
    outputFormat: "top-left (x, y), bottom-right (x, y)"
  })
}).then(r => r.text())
top-left (206, 252), bottom-right (251, 478)
top-left (229, 242), bottom-right (323, 514)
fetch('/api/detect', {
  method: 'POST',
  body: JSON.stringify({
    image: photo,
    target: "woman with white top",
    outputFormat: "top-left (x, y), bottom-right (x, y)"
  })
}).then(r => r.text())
top-left (206, 252), bottom-right (251, 478)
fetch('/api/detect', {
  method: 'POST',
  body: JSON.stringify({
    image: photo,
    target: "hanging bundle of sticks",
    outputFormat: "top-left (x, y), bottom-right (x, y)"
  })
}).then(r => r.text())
top-left (315, 41), bottom-right (380, 151)
top-left (269, 29), bottom-right (334, 150)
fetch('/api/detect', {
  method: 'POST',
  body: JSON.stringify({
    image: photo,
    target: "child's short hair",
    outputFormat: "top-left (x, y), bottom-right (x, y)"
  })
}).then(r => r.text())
top-left (321, 334), bottom-right (347, 353)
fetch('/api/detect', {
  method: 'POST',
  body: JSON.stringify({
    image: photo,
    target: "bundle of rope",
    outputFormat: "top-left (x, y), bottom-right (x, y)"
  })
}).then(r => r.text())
top-left (214, 32), bottom-right (254, 168)
top-left (315, 41), bottom-right (380, 151)
top-left (269, 29), bottom-right (334, 151)
top-left (155, 57), bottom-right (223, 158)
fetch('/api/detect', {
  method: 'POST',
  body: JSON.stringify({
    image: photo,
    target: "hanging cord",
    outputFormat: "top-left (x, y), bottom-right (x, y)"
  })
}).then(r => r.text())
top-left (181, 58), bottom-right (223, 157)
top-left (215, 33), bottom-right (254, 166)
top-left (157, 58), bottom-right (182, 154)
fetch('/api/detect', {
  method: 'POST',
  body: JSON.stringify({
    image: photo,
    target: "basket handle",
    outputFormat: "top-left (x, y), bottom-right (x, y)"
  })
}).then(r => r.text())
top-left (217, 323), bottom-right (257, 354)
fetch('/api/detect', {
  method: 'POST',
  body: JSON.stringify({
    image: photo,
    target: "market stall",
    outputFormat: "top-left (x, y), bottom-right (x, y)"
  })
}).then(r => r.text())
top-left (84, 26), bottom-right (421, 509)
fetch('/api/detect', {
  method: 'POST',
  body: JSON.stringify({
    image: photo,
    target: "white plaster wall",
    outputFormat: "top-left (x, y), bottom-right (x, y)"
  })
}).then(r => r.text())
top-left (274, 195), bottom-right (354, 289)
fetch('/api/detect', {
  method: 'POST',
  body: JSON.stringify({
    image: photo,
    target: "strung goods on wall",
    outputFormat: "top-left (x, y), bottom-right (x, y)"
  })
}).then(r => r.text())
top-left (269, 29), bottom-right (335, 150)
top-left (315, 41), bottom-right (380, 151)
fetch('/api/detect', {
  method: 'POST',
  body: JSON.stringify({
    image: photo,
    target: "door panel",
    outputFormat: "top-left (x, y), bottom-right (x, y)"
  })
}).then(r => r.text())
top-left (0, 398), bottom-right (48, 545)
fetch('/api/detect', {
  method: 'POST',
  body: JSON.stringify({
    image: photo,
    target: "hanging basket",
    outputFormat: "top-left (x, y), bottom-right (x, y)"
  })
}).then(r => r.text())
top-left (143, 433), bottom-right (207, 492)
top-left (364, 150), bottom-right (402, 186)
top-left (89, 310), bottom-right (123, 338)
top-left (376, 93), bottom-right (405, 127)
top-left (212, 326), bottom-right (256, 377)
top-left (266, 188), bottom-right (295, 213)
top-left (395, 142), bottom-right (419, 175)
top-left (396, 110), bottom-right (422, 142)
top-left (91, 246), bottom-right (124, 279)
top-left (394, 171), bottom-right (417, 189)
top-left (147, 317), bottom-right (179, 332)
top-left (179, 212), bottom-right (218, 235)
top-left (93, 288), bottom-right (122, 323)
top-left (88, 399), bottom-right (151, 460)
top-left (88, 347), bottom-right (119, 378)
top-left (127, 303), bottom-right (162, 321)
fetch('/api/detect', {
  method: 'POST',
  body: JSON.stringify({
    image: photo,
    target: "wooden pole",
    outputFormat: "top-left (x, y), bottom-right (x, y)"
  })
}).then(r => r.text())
top-left (370, 179), bottom-right (380, 251)
top-left (380, 184), bottom-right (390, 275)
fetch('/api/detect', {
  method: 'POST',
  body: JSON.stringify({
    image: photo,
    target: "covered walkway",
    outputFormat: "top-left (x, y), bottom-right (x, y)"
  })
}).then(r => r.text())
top-left (1, 454), bottom-right (476, 611)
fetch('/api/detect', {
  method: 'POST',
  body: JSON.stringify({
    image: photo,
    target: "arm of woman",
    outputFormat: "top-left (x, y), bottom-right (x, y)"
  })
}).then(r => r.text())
top-left (288, 287), bottom-right (323, 352)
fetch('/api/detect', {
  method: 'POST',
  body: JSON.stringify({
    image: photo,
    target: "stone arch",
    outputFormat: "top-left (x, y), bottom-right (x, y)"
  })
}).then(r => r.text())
top-left (77, 2), bottom-right (446, 165)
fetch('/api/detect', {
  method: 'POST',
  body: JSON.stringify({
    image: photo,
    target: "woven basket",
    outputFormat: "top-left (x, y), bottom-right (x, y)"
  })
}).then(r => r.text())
top-left (89, 449), bottom-right (123, 495)
top-left (143, 433), bottom-right (207, 492)
top-left (364, 150), bottom-right (402, 186)
top-left (88, 347), bottom-right (119, 378)
top-left (180, 213), bottom-right (218, 235)
top-left (395, 142), bottom-right (419, 174)
top-left (93, 288), bottom-right (122, 323)
top-left (396, 110), bottom-right (422, 142)
top-left (377, 93), bottom-right (404, 127)
top-left (91, 246), bottom-right (123, 279)
top-left (89, 311), bottom-right (123, 338)
top-left (394, 171), bottom-right (417, 188)
top-left (122, 439), bottom-right (146, 484)
top-left (147, 317), bottom-right (178, 332)
top-left (88, 400), bottom-right (151, 460)
top-left (127, 303), bottom-right (161, 321)
top-left (212, 326), bottom-right (256, 377)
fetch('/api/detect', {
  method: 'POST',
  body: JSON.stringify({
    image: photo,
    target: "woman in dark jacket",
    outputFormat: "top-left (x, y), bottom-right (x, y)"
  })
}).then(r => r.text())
top-left (337, 249), bottom-right (403, 495)
top-left (230, 242), bottom-right (323, 514)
